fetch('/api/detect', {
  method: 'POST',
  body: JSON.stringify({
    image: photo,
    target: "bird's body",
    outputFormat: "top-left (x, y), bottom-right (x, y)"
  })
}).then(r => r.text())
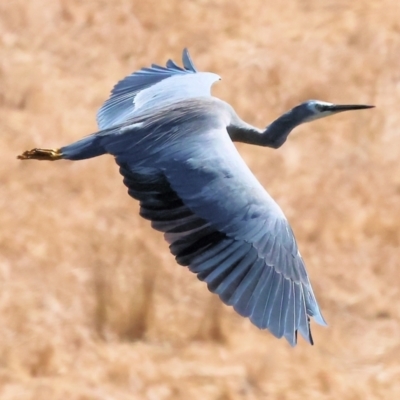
top-left (18, 49), bottom-right (373, 346)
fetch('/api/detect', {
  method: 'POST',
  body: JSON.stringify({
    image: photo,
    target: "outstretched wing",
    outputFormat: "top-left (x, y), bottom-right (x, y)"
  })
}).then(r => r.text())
top-left (105, 119), bottom-right (326, 346)
top-left (97, 48), bottom-right (220, 130)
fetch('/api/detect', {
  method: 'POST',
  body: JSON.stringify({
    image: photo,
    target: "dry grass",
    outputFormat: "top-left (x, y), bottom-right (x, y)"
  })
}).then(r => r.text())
top-left (1, 0), bottom-right (400, 398)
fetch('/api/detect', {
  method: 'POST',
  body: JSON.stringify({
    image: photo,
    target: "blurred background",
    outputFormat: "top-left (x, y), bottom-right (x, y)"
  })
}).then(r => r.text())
top-left (1, 0), bottom-right (400, 399)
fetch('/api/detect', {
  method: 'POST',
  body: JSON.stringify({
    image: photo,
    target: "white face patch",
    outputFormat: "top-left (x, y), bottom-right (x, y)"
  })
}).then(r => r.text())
top-left (304, 100), bottom-right (334, 122)
top-left (304, 110), bottom-right (333, 122)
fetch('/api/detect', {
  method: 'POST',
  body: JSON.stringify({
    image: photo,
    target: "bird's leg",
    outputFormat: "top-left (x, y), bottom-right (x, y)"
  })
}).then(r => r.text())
top-left (17, 148), bottom-right (63, 161)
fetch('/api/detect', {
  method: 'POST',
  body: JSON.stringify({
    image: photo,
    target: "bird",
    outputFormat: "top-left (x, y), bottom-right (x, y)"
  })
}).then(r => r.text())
top-left (18, 48), bottom-right (374, 346)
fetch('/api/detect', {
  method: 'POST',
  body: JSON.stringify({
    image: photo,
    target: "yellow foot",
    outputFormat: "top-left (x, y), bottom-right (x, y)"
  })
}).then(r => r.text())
top-left (17, 148), bottom-right (63, 161)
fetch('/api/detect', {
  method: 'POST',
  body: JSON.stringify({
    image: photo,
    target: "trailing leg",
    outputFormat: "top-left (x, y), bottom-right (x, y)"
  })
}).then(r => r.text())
top-left (18, 148), bottom-right (62, 161)
top-left (17, 134), bottom-right (107, 162)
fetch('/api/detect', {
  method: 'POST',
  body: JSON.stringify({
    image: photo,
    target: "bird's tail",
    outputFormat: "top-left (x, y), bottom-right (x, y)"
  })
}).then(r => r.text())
top-left (17, 134), bottom-right (107, 161)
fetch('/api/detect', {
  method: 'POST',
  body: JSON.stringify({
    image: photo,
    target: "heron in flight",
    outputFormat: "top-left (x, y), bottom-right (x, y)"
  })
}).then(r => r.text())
top-left (18, 49), bottom-right (373, 346)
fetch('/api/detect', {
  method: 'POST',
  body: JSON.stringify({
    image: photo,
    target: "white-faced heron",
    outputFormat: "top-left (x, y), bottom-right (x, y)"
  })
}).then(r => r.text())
top-left (18, 49), bottom-right (374, 346)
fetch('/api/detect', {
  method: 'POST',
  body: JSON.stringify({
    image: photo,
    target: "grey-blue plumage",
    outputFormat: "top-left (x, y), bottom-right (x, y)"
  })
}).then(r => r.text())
top-left (18, 48), bottom-right (374, 346)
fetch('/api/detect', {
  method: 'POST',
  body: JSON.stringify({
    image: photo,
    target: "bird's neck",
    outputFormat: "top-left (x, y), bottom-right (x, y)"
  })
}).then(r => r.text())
top-left (261, 109), bottom-right (300, 148)
top-left (228, 108), bottom-right (302, 149)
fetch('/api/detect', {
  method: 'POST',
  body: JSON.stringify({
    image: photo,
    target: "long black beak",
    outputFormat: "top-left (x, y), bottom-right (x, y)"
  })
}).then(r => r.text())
top-left (325, 104), bottom-right (375, 112)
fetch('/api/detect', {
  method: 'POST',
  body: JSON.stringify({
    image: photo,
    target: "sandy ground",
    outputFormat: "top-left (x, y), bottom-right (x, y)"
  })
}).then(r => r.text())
top-left (1, 0), bottom-right (400, 399)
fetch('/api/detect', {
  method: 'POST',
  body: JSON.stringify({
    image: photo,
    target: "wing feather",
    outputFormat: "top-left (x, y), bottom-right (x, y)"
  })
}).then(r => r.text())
top-left (283, 282), bottom-right (296, 345)
top-left (97, 48), bottom-right (220, 130)
top-left (203, 243), bottom-right (251, 291)
top-left (215, 250), bottom-right (257, 303)
top-left (247, 266), bottom-right (275, 322)
top-left (228, 259), bottom-right (265, 315)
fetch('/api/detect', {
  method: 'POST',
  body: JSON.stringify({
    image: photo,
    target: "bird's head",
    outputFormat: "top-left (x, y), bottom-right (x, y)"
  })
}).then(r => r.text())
top-left (296, 100), bottom-right (374, 123)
